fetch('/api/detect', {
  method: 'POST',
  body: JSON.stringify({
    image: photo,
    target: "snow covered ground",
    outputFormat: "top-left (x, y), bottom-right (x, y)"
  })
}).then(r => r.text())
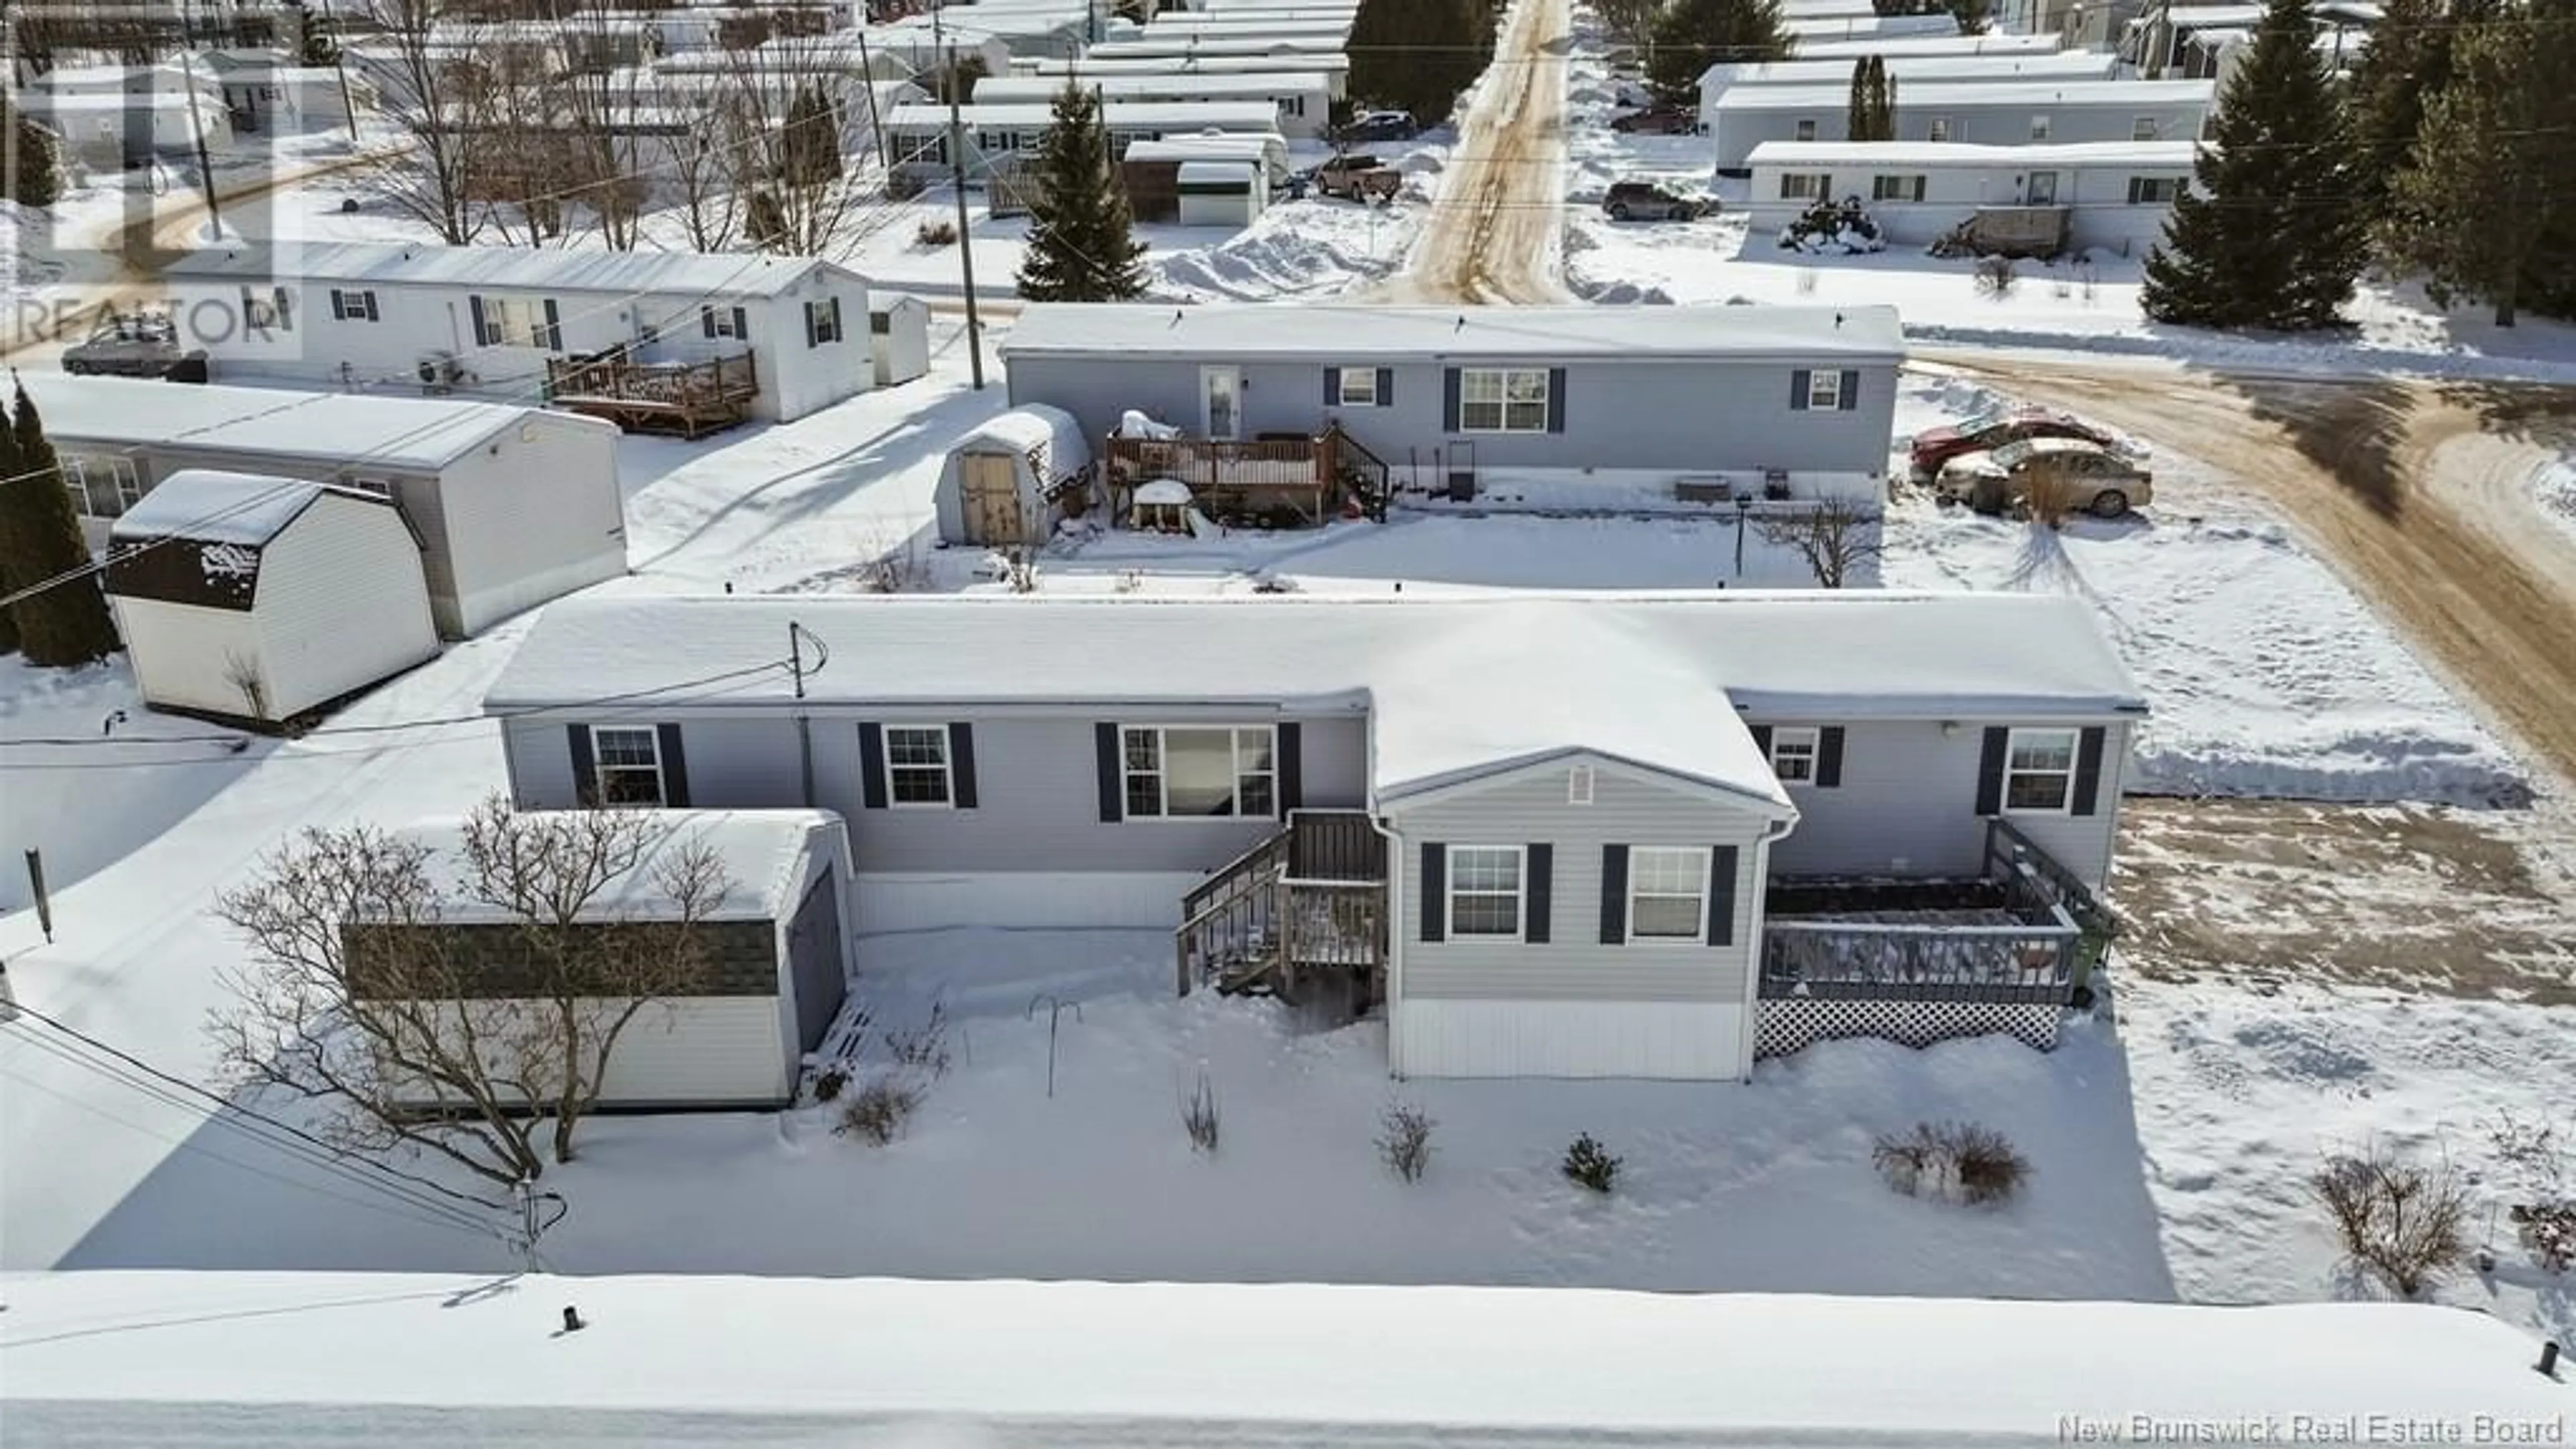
top-left (2535, 454), bottom-right (2576, 546)
top-left (6, 1273), bottom-right (2567, 1447)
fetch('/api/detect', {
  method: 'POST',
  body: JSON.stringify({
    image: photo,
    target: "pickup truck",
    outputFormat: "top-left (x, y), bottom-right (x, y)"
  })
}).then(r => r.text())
top-left (1309, 154), bottom-right (1403, 203)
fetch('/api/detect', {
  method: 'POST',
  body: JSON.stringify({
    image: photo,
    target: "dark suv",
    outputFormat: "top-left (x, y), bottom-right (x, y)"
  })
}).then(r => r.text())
top-left (1601, 180), bottom-right (1713, 221)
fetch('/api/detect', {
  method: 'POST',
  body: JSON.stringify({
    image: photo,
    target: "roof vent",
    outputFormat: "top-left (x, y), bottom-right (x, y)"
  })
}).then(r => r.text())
top-left (1568, 763), bottom-right (1595, 806)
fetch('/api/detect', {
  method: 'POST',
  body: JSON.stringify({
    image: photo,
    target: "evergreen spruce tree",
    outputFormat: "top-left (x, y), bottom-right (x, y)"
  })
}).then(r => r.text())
top-left (1347, 0), bottom-right (1494, 128)
top-left (2140, 0), bottom-right (2361, 329)
top-left (783, 85), bottom-right (843, 185)
top-left (2337, 0), bottom-right (2491, 229)
top-left (1847, 58), bottom-right (1897, 141)
top-left (5, 99), bottom-right (63, 209)
top-left (1647, 0), bottom-right (1791, 103)
top-left (0, 378), bottom-right (119, 667)
top-left (0, 407), bottom-right (21, 656)
top-left (2383, 0), bottom-right (2575, 325)
top-left (1014, 82), bottom-right (1148, 303)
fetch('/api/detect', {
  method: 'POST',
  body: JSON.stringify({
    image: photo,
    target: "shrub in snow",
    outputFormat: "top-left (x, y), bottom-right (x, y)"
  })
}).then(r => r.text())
top-left (811, 1064), bottom-right (850, 1104)
top-left (883, 1002), bottom-right (953, 1081)
top-left (1776, 199), bottom-right (1884, 256)
top-left (2511, 1202), bottom-right (2575, 1274)
top-left (916, 217), bottom-right (957, 248)
top-left (1562, 1133), bottom-right (1621, 1194)
top-left (837, 1076), bottom-right (923, 1145)
top-left (1974, 256), bottom-right (2018, 299)
top-left (1874, 1122), bottom-right (2030, 1207)
top-left (1181, 1068), bottom-right (1221, 1155)
top-left (1377, 1102), bottom-right (1436, 1183)
top-left (2312, 1144), bottom-right (2468, 1297)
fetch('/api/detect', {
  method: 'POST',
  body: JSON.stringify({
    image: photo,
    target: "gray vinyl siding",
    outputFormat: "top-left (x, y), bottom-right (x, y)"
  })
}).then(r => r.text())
top-left (1758, 718), bottom-right (2127, 890)
top-left (1392, 767), bottom-right (1774, 1002)
top-left (1713, 93), bottom-right (2213, 168)
top-left (1004, 354), bottom-right (1898, 478)
top-left (502, 709), bottom-right (1368, 876)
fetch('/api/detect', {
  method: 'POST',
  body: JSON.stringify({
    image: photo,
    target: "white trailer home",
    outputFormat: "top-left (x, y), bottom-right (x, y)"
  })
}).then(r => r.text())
top-left (195, 48), bottom-right (358, 134)
top-left (971, 70), bottom-right (1332, 136)
top-left (12, 88), bottom-right (235, 170)
top-left (25, 374), bottom-right (625, 639)
top-left (162, 242), bottom-right (874, 427)
top-left (1084, 32), bottom-right (1347, 59)
top-left (1015, 50), bottom-right (1352, 103)
top-left (652, 36), bottom-right (920, 88)
top-left (1747, 140), bottom-right (2197, 254)
top-left (1698, 50), bottom-right (2117, 114)
top-left (354, 811), bottom-right (855, 1112)
top-left (1711, 77), bottom-right (2215, 171)
top-left (884, 100), bottom-right (1283, 184)
top-left (1783, 12), bottom-right (1962, 39)
top-left (1782, 32), bottom-right (2063, 58)
top-left (105, 471), bottom-right (441, 726)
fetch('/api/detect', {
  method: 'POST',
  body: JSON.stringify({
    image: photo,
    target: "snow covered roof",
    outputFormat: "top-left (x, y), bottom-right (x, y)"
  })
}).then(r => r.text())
top-left (388, 810), bottom-right (842, 924)
top-left (164, 241), bottom-right (855, 301)
top-left (1747, 140), bottom-right (2200, 169)
top-left (1132, 477), bottom-right (1194, 505)
top-left (2163, 2), bottom-right (2266, 25)
top-left (885, 101), bottom-right (1284, 129)
top-left (1713, 77), bottom-right (2214, 110)
top-left (1123, 133), bottom-right (1285, 164)
top-left (973, 71), bottom-right (1332, 101)
top-left (7, 1273), bottom-right (2565, 1444)
top-left (1177, 159), bottom-right (1257, 184)
top-left (1088, 33), bottom-right (1349, 55)
top-left (1770, 32), bottom-right (2061, 60)
top-left (486, 594), bottom-right (2147, 808)
top-left (23, 375), bottom-right (588, 472)
top-left (1001, 303), bottom-right (1905, 362)
top-left (1023, 52), bottom-right (1351, 74)
top-left (1701, 52), bottom-right (2116, 90)
top-left (108, 469), bottom-right (344, 545)
top-left (955, 403), bottom-right (1091, 483)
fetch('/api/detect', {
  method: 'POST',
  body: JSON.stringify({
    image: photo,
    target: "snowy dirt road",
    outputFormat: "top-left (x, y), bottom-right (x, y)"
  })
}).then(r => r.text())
top-left (1935, 356), bottom-right (2576, 790)
top-left (1375, 0), bottom-right (1572, 303)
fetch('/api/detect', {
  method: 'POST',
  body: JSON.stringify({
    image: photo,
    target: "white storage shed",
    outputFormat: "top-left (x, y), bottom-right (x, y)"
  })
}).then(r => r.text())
top-left (355, 810), bottom-right (855, 1112)
top-left (871, 294), bottom-right (932, 387)
top-left (936, 405), bottom-right (1095, 545)
top-left (103, 470), bottom-right (439, 725)
top-left (1176, 159), bottom-right (1265, 227)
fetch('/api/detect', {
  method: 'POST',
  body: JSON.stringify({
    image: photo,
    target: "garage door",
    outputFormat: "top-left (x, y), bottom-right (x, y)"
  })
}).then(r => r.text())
top-left (783, 873), bottom-right (847, 1053)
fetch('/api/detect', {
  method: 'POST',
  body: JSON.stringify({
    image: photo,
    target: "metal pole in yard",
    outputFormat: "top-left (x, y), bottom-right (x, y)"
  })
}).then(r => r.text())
top-left (945, 43), bottom-right (985, 390)
top-left (182, 54), bottom-right (223, 235)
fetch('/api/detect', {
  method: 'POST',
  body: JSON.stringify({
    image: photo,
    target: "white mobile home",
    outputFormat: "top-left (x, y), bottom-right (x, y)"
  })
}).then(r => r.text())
top-left (1698, 50), bottom-right (2117, 113)
top-left (1782, 32), bottom-right (2063, 58)
top-left (13, 89), bottom-right (234, 170)
top-left (653, 37), bottom-right (920, 87)
top-left (488, 591), bottom-right (2142, 1079)
top-left (871, 294), bottom-right (932, 387)
top-left (1138, 15), bottom-right (1356, 40)
top-left (105, 471), bottom-right (440, 725)
top-left (1016, 51), bottom-right (1352, 103)
top-left (355, 811), bottom-right (855, 1112)
top-left (162, 242), bottom-right (873, 427)
top-left (934, 404), bottom-right (1094, 545)
top-left (1783, 12), bottom-right (1962, 39)
top-left (971, 70), bottom-right (1332, 136)
top-left (26, 374), bottom-right (625, 639)
top-left (885, 100), bottom-right (1283, 183)
top-left (195, 48), bottom-right (357, 133)
top-left (1747, 140), bottom-right (2196, 254)
top-left (1711, 77), bottom-right (2214, 170)
top-left (1084, 32), bottom-right (1348, 59)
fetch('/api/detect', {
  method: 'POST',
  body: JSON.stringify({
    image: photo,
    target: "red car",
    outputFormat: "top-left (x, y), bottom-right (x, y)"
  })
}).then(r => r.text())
top-left (1907, 409), bottom-right (2129, 480)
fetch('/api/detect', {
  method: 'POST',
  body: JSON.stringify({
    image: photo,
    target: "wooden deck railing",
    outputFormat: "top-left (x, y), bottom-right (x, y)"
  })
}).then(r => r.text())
top-left (1176, 810), bottom-right (1385, 997)
top-left (1285, 808), bottom-right (1384, 884)
top-left (1105, 435), bottom-right (1322, 492)
top-left (545, 350), bottom-right (760, 438)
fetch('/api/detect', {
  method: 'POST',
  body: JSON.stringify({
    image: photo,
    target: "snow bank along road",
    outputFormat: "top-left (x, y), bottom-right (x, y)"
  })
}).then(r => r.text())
top-left (1934, 355), bottom-right (2576, 790)
top-left (1378, 0), bottom-right (1572, 303)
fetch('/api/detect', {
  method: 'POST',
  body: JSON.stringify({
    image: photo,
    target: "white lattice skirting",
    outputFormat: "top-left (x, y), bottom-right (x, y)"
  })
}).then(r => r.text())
top-left (1755, 997), bottom-right (2063, 1060)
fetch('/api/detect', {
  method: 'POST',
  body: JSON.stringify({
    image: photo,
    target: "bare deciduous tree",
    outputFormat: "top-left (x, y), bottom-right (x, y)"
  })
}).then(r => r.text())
top-left (1756, 498), bottom-right (1884, 588)
top-left (720, 33), bottom-right (886, 258)
top-left (358, 0), bottom-right (482, 244)
top-left (210, 796), bottom-right (730, 1187)
top-left (222, 651), bottom-right (270, 721)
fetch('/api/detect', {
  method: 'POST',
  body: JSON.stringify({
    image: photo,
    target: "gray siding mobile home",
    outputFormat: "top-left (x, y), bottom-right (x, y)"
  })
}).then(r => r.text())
top-left (1711, 77), bottom-right (2215, 170)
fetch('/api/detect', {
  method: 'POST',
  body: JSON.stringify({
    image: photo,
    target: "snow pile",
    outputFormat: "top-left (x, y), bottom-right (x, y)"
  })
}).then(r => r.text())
top-left (1116, 409), bottom-right (1179, 440)
top-left (1152, 197), bottom-right (1418, 302)
top-left (198, 541), bottom-right (258, 580)
top-left (1577, 278), bottom-right (1678, 305)
top-left (2531, 455), bottom-right (2576, 543)
top-left (1, 197), bottom-right (67, 292)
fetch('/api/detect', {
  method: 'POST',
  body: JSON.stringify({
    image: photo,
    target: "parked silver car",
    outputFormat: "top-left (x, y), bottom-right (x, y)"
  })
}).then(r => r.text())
top-left (1935, 438), bottom-right (2154, 519)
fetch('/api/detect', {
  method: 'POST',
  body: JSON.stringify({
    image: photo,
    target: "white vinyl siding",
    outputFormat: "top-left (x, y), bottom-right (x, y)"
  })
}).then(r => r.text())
top-left (1768, 726), bottom-right (1820, 786)
top-left (1446, 845), bottom-right (1525, 938)
top-left (1626, 846), bottom-right (1708, 941)
top-left (591, 725), bottom-right (668, 806)
top-left (1458, 368), bottom-right (1550, 433)
top-left (883, 724), bottom-right (952, 806)
top-left (1122, 724), bottom-right (1275, 818)
top-left (2004, 727), bottom-right (2078, 814)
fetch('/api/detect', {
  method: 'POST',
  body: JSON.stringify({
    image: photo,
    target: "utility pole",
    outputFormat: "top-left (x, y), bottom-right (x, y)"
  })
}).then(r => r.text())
top-left (182, 54), bottom-right (223, 236)
top-left (945, 41), bottom-right (984, 390)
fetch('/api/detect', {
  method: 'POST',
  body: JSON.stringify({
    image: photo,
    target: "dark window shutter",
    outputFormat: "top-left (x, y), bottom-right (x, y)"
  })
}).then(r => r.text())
top-left (655, 722), bottom-right (690, 807)
top-left (857, 722), bottom-right (888, 808)
top-left (1323, 368), bottom-right (1342, 406)
top-left (804, 302), bottom-right (818, 347)
top-left (1375, 367), bottom-right (1393, 406)
top-left (1419, 843), bottom-right (1446, 943)
top-left (329, 289), bottom-right (345, 321)
top-left (949, 722), bottom-right (978, 809)
top-left (469, 294), bottom-right (490, 346)
top-left (1789, 368), bottom-right (1812, 411)
top-left (1545, 368), bottom-right (1567, 433)
top-left (1750, 724), bottom-right (1772, 755)
top-left (1838, 368), bottom-right (1861, 411)
top-left (1598, 843), bottom-right (1628, 945)
top-left (1276, 721), bottom-right (1301, 814)
top-left (701, 306), bottom-right (718, 338)
top-left (2071, 725), bottom-right (2106, 816)
top-left (541, 297), bottom-right (563, 352)
top-left (1094, 722), bottom-right (1123, 822)
top-left (1707, 845), bottom-right (1738, 946)
top-left (567, 724), bottom-right (596, 806)
top-left (1525, 843), bottom-right (1552, 943)
top-left (1442, 368), bottom-right (1461, 431)
top-left (731, 306), bottom-right (749, 341)
top-left (830, 297), bottom-right (843, 341)
top-left (364, 290), bottom-right (378, 320)
top-left (1818, 726), bottom-right (1846, 788)
top-left (1974, 726), bottom-right (2010, 816)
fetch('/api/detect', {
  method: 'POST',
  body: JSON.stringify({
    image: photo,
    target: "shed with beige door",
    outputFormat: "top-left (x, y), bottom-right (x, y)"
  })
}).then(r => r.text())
top-left (933, 405), bottom-right (1095, 546)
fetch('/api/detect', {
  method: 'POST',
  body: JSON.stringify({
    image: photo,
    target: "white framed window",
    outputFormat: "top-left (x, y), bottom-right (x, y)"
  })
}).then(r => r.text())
top-left (2029, 114), bottom-right (2053, 141)
top-left (1871, 174), bottom-right (1926, 203)
top-left (1336, 366), bottom-right (1377, 405)
top-left (330, 288), bottom-right (379, 321)
top-left (589, 725), bottom-right (667, 806)
top-left (240, 284), bottom-right (292, 333)
top-left (1122, 725), bottom-right (1275, 818)
top-left (1778, 171), bottom-right (1828, 201)
top-left (62, 454), bottom-right (142, 517)
top-left (1627, 846), bottom-right (1709, 942)
top-left (1805, 369), bottom-right (1843, 410)
top-left (883, 724), bottom-right (953, 807)
top-left (1768, 726), bottom-right (1820, 786)
top-left (2127, 176), bottom-right (2182, 205)
top-left (2004, 727), bottom-right (2078, 814)
top-left (806, 297), bottom-right (843, 346)
top-left (486, 297), bottom-right (554, 348)
top-left (1926, 116), bottom-right (1952, 142)
top-left (1458, 368), bottom-right (1550, 433)
top-left (2131, 116), bottom-right (2160, 141)
top-left (1445, 845), bottom-right (1524, 939)
top-left (1793, 117), bottom-right (1818, 142)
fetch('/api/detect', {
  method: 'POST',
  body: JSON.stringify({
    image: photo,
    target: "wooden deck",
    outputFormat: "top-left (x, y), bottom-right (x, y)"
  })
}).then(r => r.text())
top-left (1176, 809), bottom-right (1387, 1008)
top-left (545, 350), bottom-right (761, 439)
top-left (1105, 424), bottom-right (1389, 529)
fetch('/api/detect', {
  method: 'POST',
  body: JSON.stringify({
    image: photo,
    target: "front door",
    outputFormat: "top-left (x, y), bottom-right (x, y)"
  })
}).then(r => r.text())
top-left (2025, 170), bottom-right (2059, 205)
top-left (961, 452), bottom-right (1025, 543)
top-left (1201, 366), bottom-right (1242, 441)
